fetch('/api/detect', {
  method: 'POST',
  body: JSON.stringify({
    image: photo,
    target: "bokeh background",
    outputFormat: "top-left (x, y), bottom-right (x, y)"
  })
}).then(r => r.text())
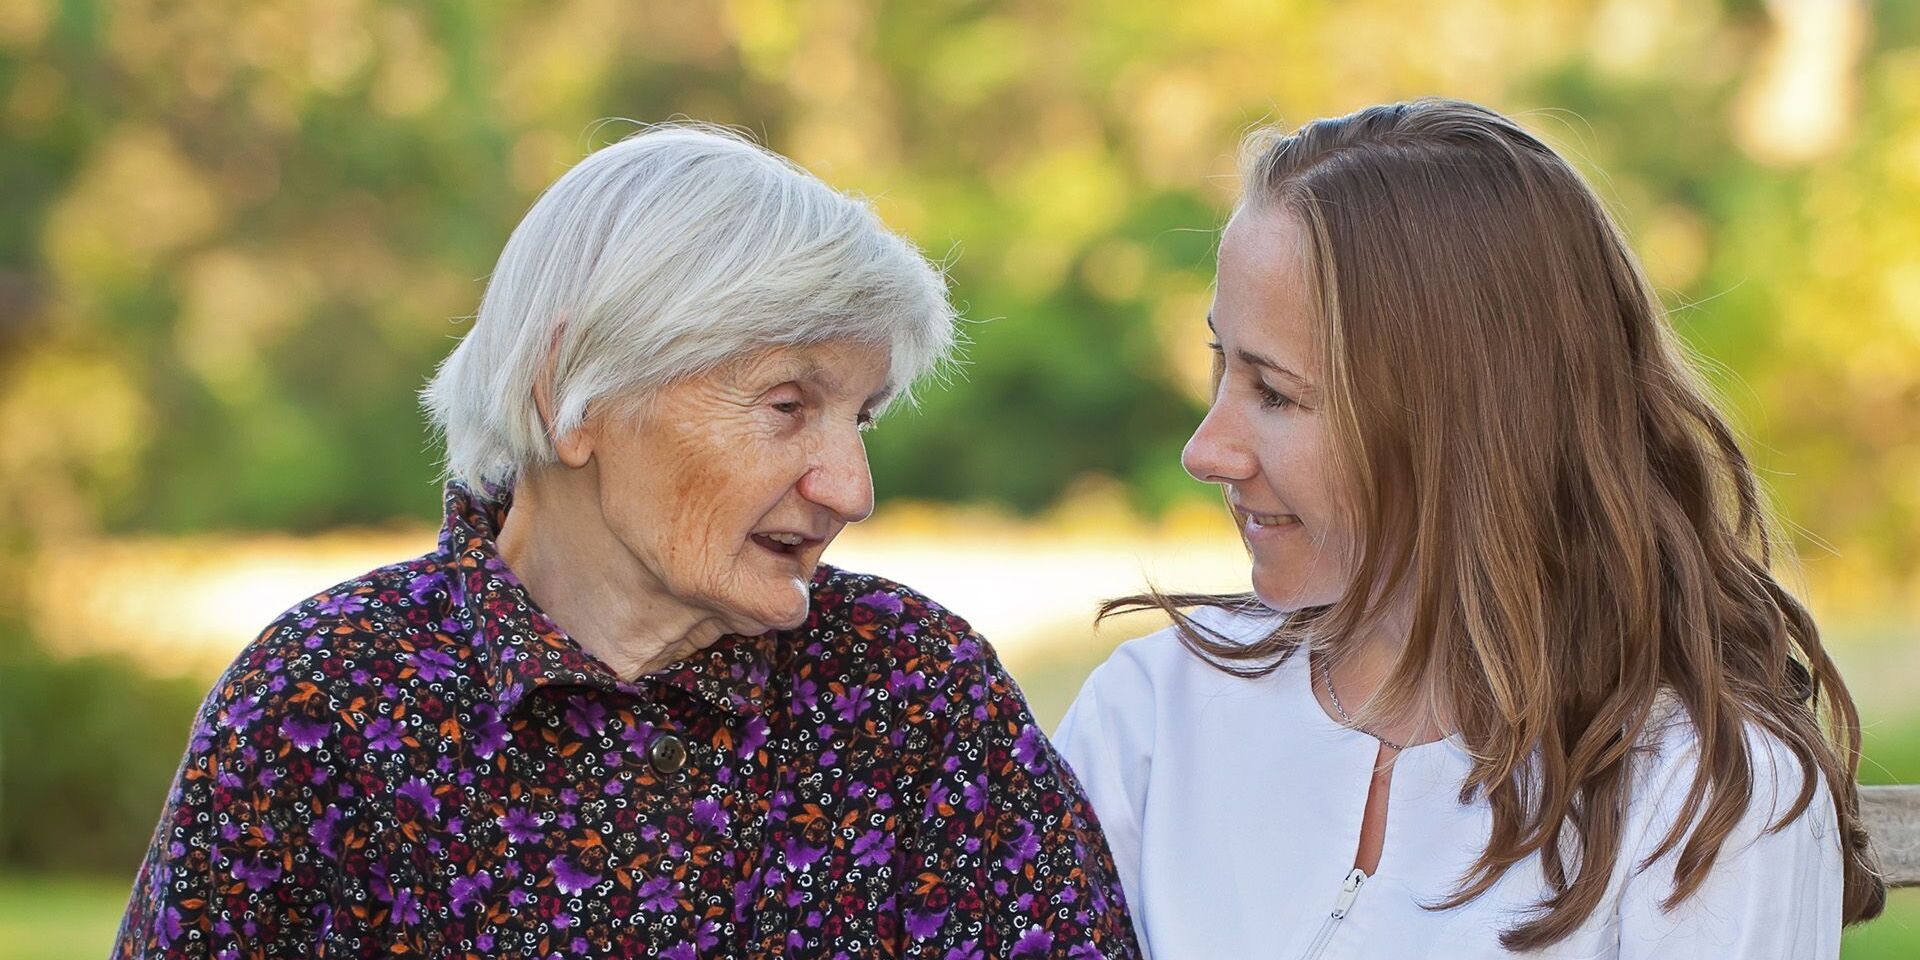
top-left (1, 0), bottom-right (1917, 955)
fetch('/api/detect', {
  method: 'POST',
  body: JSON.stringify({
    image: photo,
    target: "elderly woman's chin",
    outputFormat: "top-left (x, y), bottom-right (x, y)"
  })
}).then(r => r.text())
top-left (728, 566), bottom-right (819, 634)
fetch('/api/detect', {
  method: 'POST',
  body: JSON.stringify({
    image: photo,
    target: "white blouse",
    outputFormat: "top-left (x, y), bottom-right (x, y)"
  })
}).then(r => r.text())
top-left (1054, 607), bottom-right (1844, 960)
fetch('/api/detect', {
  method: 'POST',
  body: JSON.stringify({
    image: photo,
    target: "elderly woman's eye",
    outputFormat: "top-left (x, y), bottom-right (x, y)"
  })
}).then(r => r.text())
top-left (857, 411), bottom-right (877, 432)
top-left (771, 400), bottom-right (803, 415)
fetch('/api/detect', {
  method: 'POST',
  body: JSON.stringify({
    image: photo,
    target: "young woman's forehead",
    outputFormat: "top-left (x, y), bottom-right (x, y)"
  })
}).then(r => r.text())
top-left (1216, 211), bottom-right (1319, 370)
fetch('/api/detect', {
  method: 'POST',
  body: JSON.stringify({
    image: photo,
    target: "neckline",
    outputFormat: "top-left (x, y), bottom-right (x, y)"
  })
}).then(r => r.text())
top-left (1287, 645), bottom-right (1469, 759)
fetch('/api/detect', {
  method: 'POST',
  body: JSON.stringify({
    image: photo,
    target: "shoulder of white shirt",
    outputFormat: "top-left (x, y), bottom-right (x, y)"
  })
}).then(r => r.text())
top-left (1091, 604), bottom-right (1833, 833)
top-left (1631, 690), bottom-right (1836, 836)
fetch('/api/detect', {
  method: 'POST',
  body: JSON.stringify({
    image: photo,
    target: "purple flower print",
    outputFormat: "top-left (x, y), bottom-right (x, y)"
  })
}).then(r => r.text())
top-left (470, 702), bottom-right (509, 759)
top-left (449, 872), bottom-right (493, 917)
top-left (311, 807), bottom-right (343, 854)
top-left (691, 798), bottom-right (729, 834)
top-left (397, 778), bottom-right (440, 820)
top-left (737, 715), bottom-right (770, 758)
top-left (961, 778), bottom-right (988, 813)
top-left (953, 634), bottom-right (982, 661)
top-left (942, 942), bottom-right (986, 960)
top-left (851, 829), bottom-right (895, 867)
top-left (1010, 929), bottom-right (1055, 958)
top-left (1001, 820), bottom-right (1041, 873)
top-left (906, 908), bottom-right (948, 940)
top-left (782, 836), bottom-right (826, 871)
top-left (855, 590), bottom-right (904, 617)
top-left (230, 856), bottom-right (282, 892)
top-left (619, 719), bottom-right (657, 758)
top-left (363, 716), bottom-right (405, 751)
top-left (794, 677), bottom-right (822, 710)
top-left (499, 807), bottom-right (542, 845)
top-left (659, 944), bottom-right (696, 960)
top-left (636, 875), bottom-right (680, 912)
top-left (281, 714), bottom-right (330, 751)
top-left (548, 857), bottom-right (597, 896)
top-left (221, 696), bottom-right (264, 731)
top-left (153, 904), bottom-right (185, 945)
top-left (390, 887), bottom-right (423, 926)
top-left (188, 714), bottom-right (216, 753)
top-left (1011, 724), bottom-right (1050, 776)
top-left (890, 668), bottom-right (928, 694)
top-left (407, 571), bottom-right (447, 605)
top-left (564, 696), bottom-right (607, 738)
top-left (315, 593), bottom-right (366, 617)
top-left (694, 918), bottom-right (720, 951)
top-left (409, 648), bottom-right (456, 682)
top-left (834, 685), bottom-right (871, 724)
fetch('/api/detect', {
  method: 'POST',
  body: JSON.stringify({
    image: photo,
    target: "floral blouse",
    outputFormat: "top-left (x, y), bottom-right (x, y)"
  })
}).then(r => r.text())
top-left (116, 482), bottom-right (1139, 959)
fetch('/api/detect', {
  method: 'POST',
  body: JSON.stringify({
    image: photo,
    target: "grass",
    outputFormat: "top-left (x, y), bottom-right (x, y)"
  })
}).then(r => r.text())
top-left (1844, 890), bottom-right (1920, 959)
top-left (0, 874), bottom-right (125, 960)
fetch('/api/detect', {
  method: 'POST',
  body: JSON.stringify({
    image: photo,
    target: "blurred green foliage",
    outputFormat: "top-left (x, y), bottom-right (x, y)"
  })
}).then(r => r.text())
top-left (0, 621), bottom-right (208, 872)
top-left (0, 0), bottom-right (1913, 615)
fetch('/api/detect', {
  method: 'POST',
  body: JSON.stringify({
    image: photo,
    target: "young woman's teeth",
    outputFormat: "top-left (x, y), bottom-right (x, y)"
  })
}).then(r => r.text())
top-left (1246, 512), bottom-right (1295, 528)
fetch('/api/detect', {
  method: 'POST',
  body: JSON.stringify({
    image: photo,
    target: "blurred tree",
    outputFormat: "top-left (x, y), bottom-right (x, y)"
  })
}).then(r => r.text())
top-left (0, 0), bottom-right (1913, 615)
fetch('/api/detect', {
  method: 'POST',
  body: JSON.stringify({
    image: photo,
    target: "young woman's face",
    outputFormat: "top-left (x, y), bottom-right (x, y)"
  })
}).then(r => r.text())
top-left (1184, 209), bottom-right (1357, 612)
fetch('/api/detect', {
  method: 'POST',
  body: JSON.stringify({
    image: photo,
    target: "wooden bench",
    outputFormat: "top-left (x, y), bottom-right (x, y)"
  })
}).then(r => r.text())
top-left (1863, 785), bottom-right (1920, 886)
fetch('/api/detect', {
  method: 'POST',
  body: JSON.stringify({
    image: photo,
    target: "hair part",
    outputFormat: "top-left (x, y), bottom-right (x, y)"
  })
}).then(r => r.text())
top-left (421, 123), bottom-right (958, 492)
top-left (1105, 97), bottom-right (1884, 948)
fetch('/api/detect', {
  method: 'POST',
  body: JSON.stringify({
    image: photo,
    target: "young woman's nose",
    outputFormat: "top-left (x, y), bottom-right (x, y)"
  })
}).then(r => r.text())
top-left (1182, 400), bottom-right (1258, 485)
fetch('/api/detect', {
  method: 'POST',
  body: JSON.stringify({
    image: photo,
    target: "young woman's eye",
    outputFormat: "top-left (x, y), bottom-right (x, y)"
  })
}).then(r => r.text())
top-left (1257, 383), bottom-right (1297, 410)
top-left (856, 411), bottom-right (877, 432)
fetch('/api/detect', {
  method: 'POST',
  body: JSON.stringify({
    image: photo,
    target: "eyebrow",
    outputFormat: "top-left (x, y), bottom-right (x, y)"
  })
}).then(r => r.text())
top-left (776, 358), bottom-right (894, 408)
top-left (1204, 311), bottom-right (1314, 387)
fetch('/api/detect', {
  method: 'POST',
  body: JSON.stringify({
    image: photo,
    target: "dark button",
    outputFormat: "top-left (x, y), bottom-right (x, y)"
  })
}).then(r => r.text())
top-left (648, 734), bottom-right (687, 775)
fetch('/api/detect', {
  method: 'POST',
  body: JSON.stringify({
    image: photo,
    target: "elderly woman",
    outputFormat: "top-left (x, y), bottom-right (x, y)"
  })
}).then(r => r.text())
top-left (116, 127), bottom-right (1138, 959)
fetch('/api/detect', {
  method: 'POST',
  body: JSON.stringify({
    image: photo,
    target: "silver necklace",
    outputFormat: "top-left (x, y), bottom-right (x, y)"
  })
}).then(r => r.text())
top-left (1318, 654), bottom-right (1406, 752)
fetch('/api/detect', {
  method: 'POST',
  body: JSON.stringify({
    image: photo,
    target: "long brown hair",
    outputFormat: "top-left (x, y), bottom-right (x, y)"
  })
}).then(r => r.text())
top-left (1105, 99), bottom-right (1885, 948)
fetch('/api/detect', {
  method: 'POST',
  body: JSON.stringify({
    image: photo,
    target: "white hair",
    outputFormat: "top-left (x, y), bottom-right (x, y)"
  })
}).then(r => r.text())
top-left (421, 123), bottom-right (958, 492)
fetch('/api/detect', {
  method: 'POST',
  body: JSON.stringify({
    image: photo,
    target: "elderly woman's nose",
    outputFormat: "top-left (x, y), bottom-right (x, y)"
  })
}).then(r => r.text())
top-left (799, 431), bottom-right (876, 523)
top-left (1182, 401), bottom-right (1256, 485)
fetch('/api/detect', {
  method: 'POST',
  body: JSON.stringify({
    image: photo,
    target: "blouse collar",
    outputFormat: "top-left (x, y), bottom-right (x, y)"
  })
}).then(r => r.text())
top-left (435, 480), bottom-right (782, 718)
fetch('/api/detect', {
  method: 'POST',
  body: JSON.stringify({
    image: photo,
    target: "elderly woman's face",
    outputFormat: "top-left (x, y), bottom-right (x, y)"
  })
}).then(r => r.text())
top-left (572, 341), bottom-right (891, 635)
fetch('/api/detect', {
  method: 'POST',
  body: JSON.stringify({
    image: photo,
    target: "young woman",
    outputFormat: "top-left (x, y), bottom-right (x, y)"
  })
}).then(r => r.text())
top-left (1055, 99), bottom-right (1885, 958)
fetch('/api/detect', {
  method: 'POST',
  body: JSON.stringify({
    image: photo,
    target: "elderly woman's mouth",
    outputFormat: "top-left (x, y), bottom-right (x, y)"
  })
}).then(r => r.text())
top-left (751, 531), bottom-right (824, 557)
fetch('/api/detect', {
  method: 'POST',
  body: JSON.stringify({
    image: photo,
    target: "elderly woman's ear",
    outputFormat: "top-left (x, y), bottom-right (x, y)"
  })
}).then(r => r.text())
top-left (531, 369), bottom-right (596, 470)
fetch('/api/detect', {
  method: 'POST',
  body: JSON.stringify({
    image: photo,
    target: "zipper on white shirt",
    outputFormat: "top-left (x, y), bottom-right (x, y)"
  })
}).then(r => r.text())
top-left (1297, 867), bottom-right (1369, 960)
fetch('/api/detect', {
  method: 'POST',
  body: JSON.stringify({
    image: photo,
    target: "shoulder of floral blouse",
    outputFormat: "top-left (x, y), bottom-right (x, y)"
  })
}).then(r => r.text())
top-left (209, 550), bottom-right (473, 721)
top-left (805, 563), bottom-right (1008, 706)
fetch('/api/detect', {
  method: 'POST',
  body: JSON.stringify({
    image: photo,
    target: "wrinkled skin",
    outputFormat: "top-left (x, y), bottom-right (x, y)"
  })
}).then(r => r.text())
top-left (498, 340), bottom-right (892, 677)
